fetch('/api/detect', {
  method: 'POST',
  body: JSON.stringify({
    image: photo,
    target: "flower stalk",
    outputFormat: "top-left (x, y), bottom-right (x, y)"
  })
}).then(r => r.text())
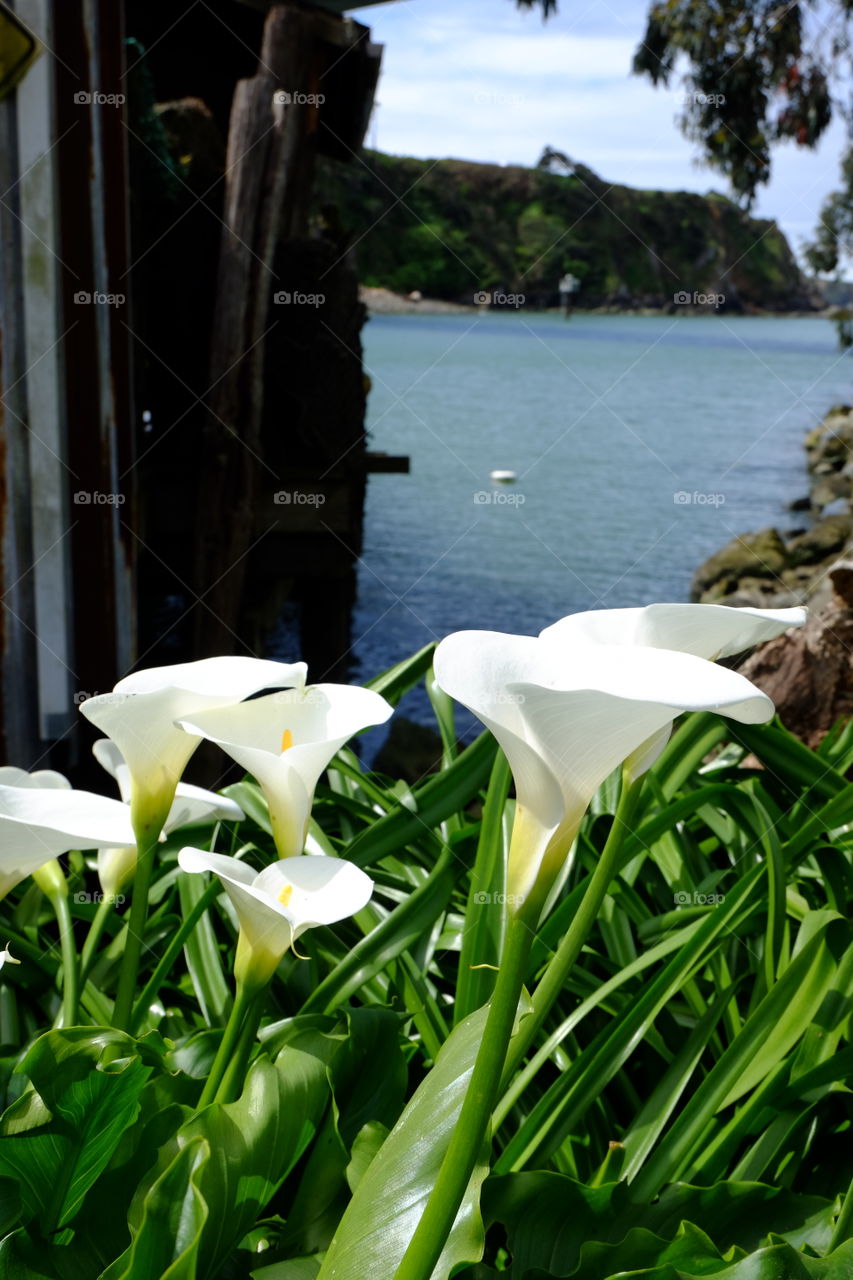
top-left (500, 772), bottom-right (645, 1091)
top-left (393, 906), bottom-right (536, 1280)
top-left (198, 979), bottom-right (262, 1108)
top-left (111, 806), bottom-right (168, 1032)
top-left (33, 861), bottom-right (80, 1027)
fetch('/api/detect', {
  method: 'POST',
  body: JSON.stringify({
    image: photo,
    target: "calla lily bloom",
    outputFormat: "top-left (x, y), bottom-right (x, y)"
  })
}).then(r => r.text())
top-left (93, 739), bottom-right (246, 829)
top-left (92, 739), bottom-right (246, 900)
top-left (178, 846), bottom-right (374, 988)
top-left (79, 657), bottom-right (308, 832)
top-left (433, 604), bottom-right (805, 910)
top-left (0, 944), bottom-right (20, 972)
top-left (0, 766), bottom-right (72, 791)
top-left (177, 683), bottom-right (394, 858)
top-left (0, 782), bottom-right (136, 899)
top-left (539, 603), bottom-right (806, 662)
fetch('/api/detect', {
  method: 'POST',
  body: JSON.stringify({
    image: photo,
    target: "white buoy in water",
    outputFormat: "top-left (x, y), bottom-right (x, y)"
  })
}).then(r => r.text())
top-left (489, 469), bottom-right (517, 483)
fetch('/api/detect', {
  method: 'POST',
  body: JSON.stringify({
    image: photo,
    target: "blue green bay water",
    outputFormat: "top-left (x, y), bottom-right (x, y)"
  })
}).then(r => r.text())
top-left (353, 313), bottom-right (850, 695)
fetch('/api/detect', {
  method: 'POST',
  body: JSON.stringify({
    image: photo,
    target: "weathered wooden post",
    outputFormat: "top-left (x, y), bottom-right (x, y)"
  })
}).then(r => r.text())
top-left (0, 2), bottom-right (39, 764)
top-left (192, 1), bottom-right (381, 659)
top-left (0, 0), bottom-right (134, 772)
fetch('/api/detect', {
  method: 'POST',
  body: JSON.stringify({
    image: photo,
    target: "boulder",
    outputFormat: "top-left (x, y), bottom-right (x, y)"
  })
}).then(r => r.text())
top-left (805, 405), bottom-right (853, 471)
top-left (736, 561), bottom-right (853, 747)
top-left (691, 528), bottom-right (788, 602)
top-left (811, 472), bottom-right (852, 509)
top-left (787, 514), bottom-right (853, 567)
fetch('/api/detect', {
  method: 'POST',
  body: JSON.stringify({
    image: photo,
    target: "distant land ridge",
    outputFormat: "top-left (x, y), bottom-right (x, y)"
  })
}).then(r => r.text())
top-left (316, 151), bottom-right (818, 313)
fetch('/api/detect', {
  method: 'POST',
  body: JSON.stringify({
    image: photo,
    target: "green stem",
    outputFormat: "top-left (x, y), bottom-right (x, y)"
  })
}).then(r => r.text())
top-left (214, 989), bottom-right (266, 1104)
top-left (198, 981), bottom-right (257, 1109)
top-left (80, 896), bottom-right (116, 982)
top-left (499, 775), bottom-right (644, 1090)
top-left (392, 910), bottom-right (535, 1280)
top-left (131, 878), bottom-right (221, 1033)
top-left (112, 820), bottom-right (163, 1033)
top-left (52, 891), bottom-right (81, 1027)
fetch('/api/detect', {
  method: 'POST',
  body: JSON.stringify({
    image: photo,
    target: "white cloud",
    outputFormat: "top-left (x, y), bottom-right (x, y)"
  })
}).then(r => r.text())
top-left (351, 0), bottom-right (848, 259)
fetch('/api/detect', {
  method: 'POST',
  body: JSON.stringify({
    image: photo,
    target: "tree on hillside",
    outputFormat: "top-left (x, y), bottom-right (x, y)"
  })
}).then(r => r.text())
top-left (517, 0), bottom-right (852, 272)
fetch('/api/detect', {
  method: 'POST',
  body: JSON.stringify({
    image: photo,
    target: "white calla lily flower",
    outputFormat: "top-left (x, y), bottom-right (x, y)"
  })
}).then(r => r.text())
top-left (92, 739), bottom-right (247, 899)
top-left (0, 766), bottom-right (71, 791)
top-left (539, 602), bottom-right (806, 661)
top-left (0, 783), bottom-right (136, 900)
top-left (178, 846), bottom-right (374, 988)
top-left (433, 604), bottom-right (805, 910)
top-left (0, 943), bottom-right (20, 972)
top-left (177, 683), bottom-right (394, 858)
top-left (79, 657), bottom-right (307, 832)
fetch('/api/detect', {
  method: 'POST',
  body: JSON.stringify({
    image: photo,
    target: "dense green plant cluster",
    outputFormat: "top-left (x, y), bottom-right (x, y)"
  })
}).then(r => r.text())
top-left (0, 638), bottom-right (850, 1279)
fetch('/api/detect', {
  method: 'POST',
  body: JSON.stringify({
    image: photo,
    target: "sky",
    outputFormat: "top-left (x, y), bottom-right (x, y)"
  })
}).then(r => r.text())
top-left (349, 0), bottom-right (849, 264)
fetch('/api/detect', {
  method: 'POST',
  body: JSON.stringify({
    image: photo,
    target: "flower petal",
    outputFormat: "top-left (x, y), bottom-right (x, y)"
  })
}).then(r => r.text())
top-left (433, 631), bottom-right (566, 833)
top-left (541, 603), bottom-right (806, 661)
top-left (92, 739), bottom-right (132, 802)
top-left (115, 656), bottom-right (308, 698)
top-left (93, 738), bottom-right (243, 831)
top-left (163, 784), bottom-right (245, 833)
top-left (0, 785), bottom-right (136, 897)
top-left (253, 855), bottom-right (374, 938)
top-left (435, 622), bottom-right (781, 907)
top-left (178, 846), bottom-right (293, 966)
top-left (178, 684), bottom-right (393, 857)
top-left (81, 659), bottom-right (306, 821)
top-left (0, 767), bottom-right (71, 790)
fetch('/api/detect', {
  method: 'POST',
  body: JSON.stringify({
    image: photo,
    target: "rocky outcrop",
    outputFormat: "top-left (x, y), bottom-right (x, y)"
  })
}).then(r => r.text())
top-left (692, 529), bottom-right (789, 601)
top-left (736, 563), bottom-right (853, 747)
top-left (692, 405), bottom-right (853, 745)
top-left (692, 405), bottom-right (853, 611)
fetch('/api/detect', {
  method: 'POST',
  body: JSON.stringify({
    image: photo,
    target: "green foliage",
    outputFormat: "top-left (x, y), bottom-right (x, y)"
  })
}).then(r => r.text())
top-left (314, 152), bottom-right (808, 310)
top-left (0, 646), bottom-right (850, 1278)
top-left (632, 0), bottom-right (836, 205)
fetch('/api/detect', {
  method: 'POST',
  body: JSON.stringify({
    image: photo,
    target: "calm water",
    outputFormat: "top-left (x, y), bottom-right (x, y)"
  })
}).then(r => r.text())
top-left (351, 313), bottom-right (850, 696)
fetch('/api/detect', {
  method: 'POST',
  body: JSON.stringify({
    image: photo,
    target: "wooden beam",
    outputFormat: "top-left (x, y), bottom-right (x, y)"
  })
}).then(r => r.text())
top-left (193, 3), bottom-right (331, 655)
top-left (0, 63), bottom-right (39, 765)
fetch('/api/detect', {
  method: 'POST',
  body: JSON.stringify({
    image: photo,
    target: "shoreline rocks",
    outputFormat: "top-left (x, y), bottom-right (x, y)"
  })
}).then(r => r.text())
top-left (691, 405), bottom-right (853, 613)
top-left (692, 405), bottom-right (853, 744)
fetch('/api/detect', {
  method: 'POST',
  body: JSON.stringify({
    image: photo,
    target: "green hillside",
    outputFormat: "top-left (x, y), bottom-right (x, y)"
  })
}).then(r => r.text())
top-left (315, 151), bottom-right (815, 312)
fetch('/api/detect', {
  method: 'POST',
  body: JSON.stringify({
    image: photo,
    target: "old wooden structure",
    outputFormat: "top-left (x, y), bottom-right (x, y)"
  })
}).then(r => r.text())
top-left (0, 0), bottom-right (391, 772)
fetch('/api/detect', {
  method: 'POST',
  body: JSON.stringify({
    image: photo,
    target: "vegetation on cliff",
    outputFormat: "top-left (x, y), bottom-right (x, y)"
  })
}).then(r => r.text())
top-left (316, 151), bottom-right (815, 311)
